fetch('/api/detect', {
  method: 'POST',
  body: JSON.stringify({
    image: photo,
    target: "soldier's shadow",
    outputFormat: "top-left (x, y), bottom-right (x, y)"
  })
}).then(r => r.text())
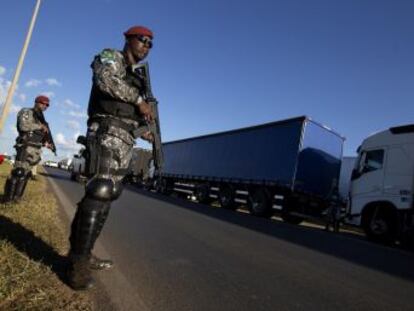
top-left (0, 213), bottom-right (69, 283)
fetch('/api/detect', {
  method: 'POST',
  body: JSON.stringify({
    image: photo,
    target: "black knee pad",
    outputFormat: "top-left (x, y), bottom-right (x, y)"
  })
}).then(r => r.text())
top-left (12, 167), bottom-right (26, 178)
top-left (112, 182), bottom-right (124, 200)
top-left (85, 178), bottom-right (113, 201)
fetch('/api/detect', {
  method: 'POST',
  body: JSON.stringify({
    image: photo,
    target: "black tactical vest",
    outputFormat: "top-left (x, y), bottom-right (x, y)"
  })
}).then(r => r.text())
top-left (87, 67), bottom-right (143, 122)
top-left (17, 108), bottom-right (45, 145)
top-left (87, 85), bottom-right (140, 122)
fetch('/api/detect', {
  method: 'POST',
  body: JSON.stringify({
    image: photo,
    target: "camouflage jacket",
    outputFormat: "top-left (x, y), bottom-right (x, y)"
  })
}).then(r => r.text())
top-left (17, 108), bottom-right (43, 134)
top-left (89, 49), bottom-right (141, 145)
top-left (92, 49), bottom-right (140, 105)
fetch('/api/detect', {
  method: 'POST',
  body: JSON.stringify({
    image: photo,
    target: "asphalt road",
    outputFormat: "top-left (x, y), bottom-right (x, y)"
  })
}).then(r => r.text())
top-left (44, 167), bottom-right (414, 311)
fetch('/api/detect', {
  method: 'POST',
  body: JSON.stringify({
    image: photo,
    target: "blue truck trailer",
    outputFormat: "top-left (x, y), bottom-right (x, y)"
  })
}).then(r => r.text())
top-left (158, 116), bottom-right (344, 222)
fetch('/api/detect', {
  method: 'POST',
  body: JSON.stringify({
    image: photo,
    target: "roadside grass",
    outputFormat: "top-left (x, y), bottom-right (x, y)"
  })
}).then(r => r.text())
top-left (0, 162), bottom-right (92, 311)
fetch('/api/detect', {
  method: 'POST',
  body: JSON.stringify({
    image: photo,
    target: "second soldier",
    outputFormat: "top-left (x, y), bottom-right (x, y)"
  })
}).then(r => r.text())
top-left (3, 95), bottom-right (55, 203)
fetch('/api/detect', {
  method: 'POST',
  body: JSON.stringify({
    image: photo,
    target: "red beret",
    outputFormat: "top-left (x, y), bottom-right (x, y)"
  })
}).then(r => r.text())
top-left (124, 26), bottom-right (153, 39)
top-left (35, 95), bottom-right (50, 105)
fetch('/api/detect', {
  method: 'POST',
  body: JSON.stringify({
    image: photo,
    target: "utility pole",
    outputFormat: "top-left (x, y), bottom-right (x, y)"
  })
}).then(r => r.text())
top-left (0, 0), bottom-right (42, 133)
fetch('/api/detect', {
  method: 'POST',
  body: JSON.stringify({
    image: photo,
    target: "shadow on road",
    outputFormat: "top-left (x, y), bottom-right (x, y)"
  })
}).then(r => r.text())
top-left (0, 213), bottom-right (69, 283)
top-left (131, 187), bottom-right (414, 283)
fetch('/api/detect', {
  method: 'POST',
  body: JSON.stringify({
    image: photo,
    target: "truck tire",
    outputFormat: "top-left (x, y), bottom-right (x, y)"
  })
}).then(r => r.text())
top-left (195, 184), bottom-right (210, 204)
top-left (280, 213), bottom-right (304, 225)
top-left (218, 185), bottom-right (236, 210)
top-left (280, 197), bottom-right (304, 224)
top-left (248, 188), bottom-right (272, 218)
top-left (156, 178), bottom-right (172, 195)
top-left (362, 204), bottom-right (397, 244)
top-left (143, 180), bottom-right (153, 191)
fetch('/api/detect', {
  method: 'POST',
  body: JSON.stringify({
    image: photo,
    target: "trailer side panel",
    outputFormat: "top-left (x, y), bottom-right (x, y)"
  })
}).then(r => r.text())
top-left (163, 119), bottom-right (304, 186)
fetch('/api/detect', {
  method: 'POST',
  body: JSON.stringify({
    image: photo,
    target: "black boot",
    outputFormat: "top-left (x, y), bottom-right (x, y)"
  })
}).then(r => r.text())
top-left (3, 176), bottom-right (18, 203)
top-left (14, 175), bottom-right (30, 201)
top-left (3, 168), bottom-right (26, 203)
top-left (70, 201), bottom-right (113, 271)
top-left (67, 197), bottom-right (103, 290)
top-left (67, 253), bottom-right (94, 291)
top-left (89, 202), bottom-right (114, 270)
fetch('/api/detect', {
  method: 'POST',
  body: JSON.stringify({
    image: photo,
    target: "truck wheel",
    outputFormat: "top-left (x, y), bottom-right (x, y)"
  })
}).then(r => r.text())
top-left (280, 213), bottom-right (304, 225)
top-left (143, 180), bottom-right (152, 191)
top-left (280, 197), bottom-right (304, 224)
top-left (362, 205), bottom-right (397, 244)
top-left (248, 188), bottom-right (272, 218)
top-left (156, 178), bottom-right (171, 195)
top-left (218, 185), bottom-right (236, 210)
top-left (195, 184), bottom-right (210, 204)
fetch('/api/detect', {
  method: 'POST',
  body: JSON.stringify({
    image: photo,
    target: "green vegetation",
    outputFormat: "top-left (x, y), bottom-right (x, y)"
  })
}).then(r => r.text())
top-left (0, 163), bottom-right (92, 310)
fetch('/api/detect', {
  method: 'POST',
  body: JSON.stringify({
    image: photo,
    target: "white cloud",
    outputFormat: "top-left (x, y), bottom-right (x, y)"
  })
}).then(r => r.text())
top-left (0, 77), bottom-right (12, 103)
top-left (0, 66), bottom-right (5, 76)
top-left (55, 132), bottom-right (81, 152)
top-left (63, 99), bottom-right (80, 109)
top-left (10, 104), bottom-right (22, 114)
top-left (25, 79), bottom-right (42, 87)
top-left (18, 93), bottom-right (26, 102)
top-left (45, 78), bottom-right (61, 87)
top-left (55, 133), bottom-right (68, 145)
top-left (68, 110), bottom-right (87, 119)
top-left (66, 120), bottom-right (81, 130)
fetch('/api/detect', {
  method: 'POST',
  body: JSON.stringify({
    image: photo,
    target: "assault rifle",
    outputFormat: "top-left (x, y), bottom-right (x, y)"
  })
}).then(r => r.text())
top-left (130, 62), bottom-right (164, 173)
top-left (44, 122), bottom-right (57, 156)
top-left (34, 109), bottom-right (57, 156)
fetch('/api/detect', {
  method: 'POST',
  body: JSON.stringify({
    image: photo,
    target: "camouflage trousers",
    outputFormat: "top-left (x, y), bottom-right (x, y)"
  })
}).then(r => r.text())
top-left (14, 144), bottom-right (42, 174)
top-left (86, 119), bottom-right (135, 183)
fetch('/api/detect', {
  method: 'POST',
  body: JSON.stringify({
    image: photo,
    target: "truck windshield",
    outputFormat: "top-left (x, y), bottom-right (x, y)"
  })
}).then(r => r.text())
top-left (362, 149), bottom-right (384, 173)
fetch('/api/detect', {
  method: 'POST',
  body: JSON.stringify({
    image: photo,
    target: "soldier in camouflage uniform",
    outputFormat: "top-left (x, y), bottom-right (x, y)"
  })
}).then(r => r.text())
top-left (3, 95), bottom-right (53, 203)
top-left (67, 25), bottom-right (155, 290)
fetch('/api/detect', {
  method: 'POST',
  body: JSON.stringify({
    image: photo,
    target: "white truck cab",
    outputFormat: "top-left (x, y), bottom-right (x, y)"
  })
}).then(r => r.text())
top-left (347, 124), bottom-right (414, 243)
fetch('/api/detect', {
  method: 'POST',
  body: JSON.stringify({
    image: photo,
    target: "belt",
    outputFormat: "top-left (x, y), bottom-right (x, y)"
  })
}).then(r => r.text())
top-left (90, 117), bottom-right (149, 139)
top-left (104, 168), bottom-right (129, 176)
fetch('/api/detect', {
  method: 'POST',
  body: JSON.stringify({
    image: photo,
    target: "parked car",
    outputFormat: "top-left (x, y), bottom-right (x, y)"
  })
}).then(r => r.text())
top-left (58, 158), bottom-right (73, 170)
top-left (44, 160), bottom-right (59, 168)
top-left (70, 149), bottom-right (86, 182)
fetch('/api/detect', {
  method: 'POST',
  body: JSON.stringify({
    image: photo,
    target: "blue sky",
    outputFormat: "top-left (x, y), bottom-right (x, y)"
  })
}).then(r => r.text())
top-left (0, 0), bottom-right (413, 160)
